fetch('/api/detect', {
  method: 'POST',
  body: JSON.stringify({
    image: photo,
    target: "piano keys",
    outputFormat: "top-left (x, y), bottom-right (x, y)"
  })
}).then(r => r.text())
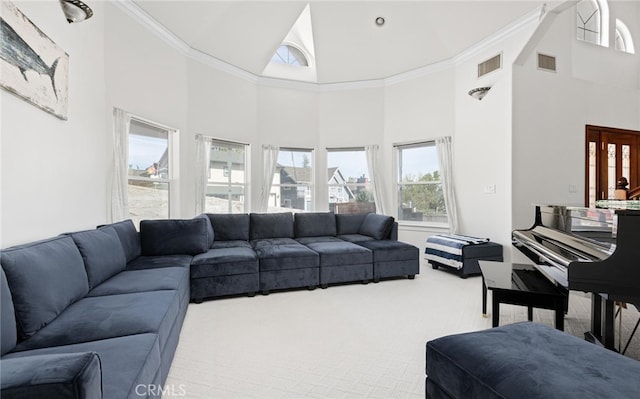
top-left (512, 204), bottom-right (640, 349)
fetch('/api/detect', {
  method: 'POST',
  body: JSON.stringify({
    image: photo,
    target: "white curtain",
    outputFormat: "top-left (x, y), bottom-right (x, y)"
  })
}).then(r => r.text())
top-left (110, 108), bottom-right (131, 222)
top-left (260, 145), bottom-right (279, 212)
top-left (195, 134), bottom-right (212, 215)
top-left (365, 144), bottom-right (386, 215)
top-left (436, 136), bottom-right (459, 233)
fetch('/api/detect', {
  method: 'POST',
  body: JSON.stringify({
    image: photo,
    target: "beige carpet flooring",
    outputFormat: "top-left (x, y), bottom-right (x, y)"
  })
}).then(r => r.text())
top-left (165, 261), bottom-right (640, 398)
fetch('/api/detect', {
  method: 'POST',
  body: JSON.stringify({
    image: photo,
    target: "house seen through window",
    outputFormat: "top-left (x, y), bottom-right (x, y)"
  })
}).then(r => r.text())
top-left (269, 148), bottom-right (313, 212)
top-left (206, 140), bottom-right (248, 213)
top-left (327, 148), bottom-right (375, 214)
top-left (127, 119), bottom-right (175, 226)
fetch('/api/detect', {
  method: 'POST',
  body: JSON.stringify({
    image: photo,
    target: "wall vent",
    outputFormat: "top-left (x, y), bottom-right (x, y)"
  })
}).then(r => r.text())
top-left (477, 54), bottom-right (502, 77)
top-left (537, 53), bottom-right (557, 72)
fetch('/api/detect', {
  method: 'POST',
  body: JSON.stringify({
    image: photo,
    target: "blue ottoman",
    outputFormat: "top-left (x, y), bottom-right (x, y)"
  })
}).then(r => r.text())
top-left (426, 322), bottom-right (640, 398)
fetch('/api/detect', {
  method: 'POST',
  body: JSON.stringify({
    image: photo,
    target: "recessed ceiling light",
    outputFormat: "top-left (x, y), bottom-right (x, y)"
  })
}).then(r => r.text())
top-left (375, 17), bottom-right (385, 26)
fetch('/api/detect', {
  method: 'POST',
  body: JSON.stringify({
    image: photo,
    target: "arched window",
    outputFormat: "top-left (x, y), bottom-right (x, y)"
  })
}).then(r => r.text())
top-left (615, 19), bottom-right (635, 54)
top-left (576, 0), bottom-right (609, 47)
top-left (270, 44), bottom-right (309, 67)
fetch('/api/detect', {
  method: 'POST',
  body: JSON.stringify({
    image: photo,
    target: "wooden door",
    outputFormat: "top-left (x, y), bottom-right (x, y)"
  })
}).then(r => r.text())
top-left (585, 126), bottom-right (640, 207)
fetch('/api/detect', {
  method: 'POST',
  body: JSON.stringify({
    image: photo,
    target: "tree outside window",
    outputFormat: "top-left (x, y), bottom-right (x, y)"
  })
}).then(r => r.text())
top-left (396, 142), bottom-right (447, 224)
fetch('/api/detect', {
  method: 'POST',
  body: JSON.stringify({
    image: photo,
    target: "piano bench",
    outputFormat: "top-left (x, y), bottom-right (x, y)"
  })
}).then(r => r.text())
top-left (426, 321), bottom-right (640, 399)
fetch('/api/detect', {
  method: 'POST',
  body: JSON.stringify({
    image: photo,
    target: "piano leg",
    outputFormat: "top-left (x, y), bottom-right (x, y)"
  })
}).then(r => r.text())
top-left (587, 294), bottom-right (616, 350)
top-left (482, 275), bottom-right (488, 317)
top-left (602, 299), bottom-right (615, 350)
top-left (527, 306), bottom-right (533, 322)
top-left (590, 294), bottom-right (603, 340)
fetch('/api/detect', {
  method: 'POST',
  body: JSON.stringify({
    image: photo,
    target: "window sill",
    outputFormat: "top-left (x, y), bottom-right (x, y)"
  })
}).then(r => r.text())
top-left (397, 221), bottom-right (450, 232)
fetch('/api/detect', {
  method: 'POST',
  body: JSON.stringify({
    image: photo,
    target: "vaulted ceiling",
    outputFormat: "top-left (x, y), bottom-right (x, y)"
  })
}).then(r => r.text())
top-left (132, 1), bottom-right (561, 84)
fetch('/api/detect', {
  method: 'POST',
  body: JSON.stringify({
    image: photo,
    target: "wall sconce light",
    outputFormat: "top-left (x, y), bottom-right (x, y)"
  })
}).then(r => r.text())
top-left (468, 87), bottom-right (491, 101)
top-left (59, 0), bottom-right (93, 23)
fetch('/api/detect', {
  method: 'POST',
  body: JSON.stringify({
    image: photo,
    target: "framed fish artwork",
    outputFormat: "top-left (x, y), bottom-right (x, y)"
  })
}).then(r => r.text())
top-left (0, 1), bottom-right (69, 120)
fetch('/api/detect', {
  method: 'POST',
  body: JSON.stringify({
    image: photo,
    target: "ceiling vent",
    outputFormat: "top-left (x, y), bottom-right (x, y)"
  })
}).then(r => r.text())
top-left (477, 54), bottom-right (501, 78)
top-left (537, 53), bottom-right (557, 72)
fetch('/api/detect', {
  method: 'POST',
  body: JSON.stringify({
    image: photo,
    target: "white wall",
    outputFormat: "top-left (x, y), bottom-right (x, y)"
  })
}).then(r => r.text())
top-left (512, 3), bottom-right (640, 231)
top-left (104, 3), bottom-right (189, 219)
top-left (1, 1), bottom-right (107, 246)
top-left (187, 61), bottom-right (258, 214)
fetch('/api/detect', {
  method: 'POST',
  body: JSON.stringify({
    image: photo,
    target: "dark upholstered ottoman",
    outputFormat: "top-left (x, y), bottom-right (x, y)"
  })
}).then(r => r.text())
top-left (305, 240), bottom-right (373, 288)
top-left (356, 240), bottom-right (419, 282)
top-left (425, 321), bottom-right (640, 399)
top-left (190, 242), bottom-right (259, 302)
top-left (252, 238), bottom-right (320, 294)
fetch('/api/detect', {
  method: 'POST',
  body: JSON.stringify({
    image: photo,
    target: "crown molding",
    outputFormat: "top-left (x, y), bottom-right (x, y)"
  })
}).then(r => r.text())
top-left (113, 0), bottom-right (545, 91)
top-left (452, 5), bottom-right (544, 66)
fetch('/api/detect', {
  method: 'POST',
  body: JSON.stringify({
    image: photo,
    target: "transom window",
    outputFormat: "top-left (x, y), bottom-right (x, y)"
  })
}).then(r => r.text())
top-left (269, 148), bottom-right (313, 212)
top-left (271, 44), bottom-right (309, 67)
top-left (395, 142), bottom-right (447, 224)
top-left (327, 148), bottom-right (375, 214)
top-left (615, 19), bottom-right (635, 54)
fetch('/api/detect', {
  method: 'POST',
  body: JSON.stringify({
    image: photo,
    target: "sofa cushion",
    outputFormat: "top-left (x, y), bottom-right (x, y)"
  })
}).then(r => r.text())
top-left (337, 234), bottom-right (374, 243)
top-left (250, 212), bottom-right (294, 240)
top-left (100, 219), bottom-right (141, 263)
top-left (0, 352), bottom-right (102, 399)
top-left (294, 212), bottom-right (337, 238)
top-left (336, 213), bottom-right (368, 235)
top-left (140, 218), bottom-right (209, 256)
top-left (253, 244), bottom-right (319, 272)
top-left (296, 236), bottom-right (343, 245)
top-left (87, 267), bottom-right (189, 297)
top-left (305, 241), bottom-right (372, 267)
top-left (211, 240), bottom-right (252, 249)
top-left (126, 254), bottom-right (192, 270)
top-left (4, 333), bottom-right (161, 399)
top-left (206, 213), bottom-right (250, 241)
top-left (359, 213), bottom-right (394, 240)
top-left (1, 269), bottom-right (17, 355)
top-left (195, 213), bottom-right (215, 247)
top-left (191, 248), bottom-right (258, 278)
top-left (70, 226), bottom-right (127, 289)
top-left (251, 237), bottom-right (298, 248)
top-left (14, 290), bottom-right (180, 353)
top-left (355, 240), bottom-right (419, 262)
top-left (0, 236), bottom-right (89, 340)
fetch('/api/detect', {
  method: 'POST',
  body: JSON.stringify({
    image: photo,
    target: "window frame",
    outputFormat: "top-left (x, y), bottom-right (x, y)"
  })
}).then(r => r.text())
top-left (205, 138), bottom-right (250, 214)
top-left (126, 115), bottom-right (179, 225)
top-left (269, 147), bottom-right (315, 212)
top-left (393, 140), bottom-right (448, 228)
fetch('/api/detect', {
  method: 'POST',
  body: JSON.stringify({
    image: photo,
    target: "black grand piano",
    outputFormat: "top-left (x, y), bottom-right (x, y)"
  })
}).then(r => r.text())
top-left (512, 203), bottom-right (640, 349)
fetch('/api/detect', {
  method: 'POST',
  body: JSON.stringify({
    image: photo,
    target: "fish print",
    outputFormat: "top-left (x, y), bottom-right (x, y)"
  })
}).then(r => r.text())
top-left (0, 17), bottom-right (59, 100)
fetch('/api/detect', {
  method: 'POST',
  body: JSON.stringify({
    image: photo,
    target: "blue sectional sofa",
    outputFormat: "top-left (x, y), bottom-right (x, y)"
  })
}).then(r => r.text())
top-left (0, 211), bottom-right (419, 398)
top-left (190, 211), bottom-right (420, 301)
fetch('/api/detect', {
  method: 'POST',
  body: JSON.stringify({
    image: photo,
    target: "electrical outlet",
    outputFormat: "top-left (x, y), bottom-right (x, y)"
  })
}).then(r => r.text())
top-left (484, 184), bottom-right (496, 194)
top-left (568, 184), bottom-right (577, 193)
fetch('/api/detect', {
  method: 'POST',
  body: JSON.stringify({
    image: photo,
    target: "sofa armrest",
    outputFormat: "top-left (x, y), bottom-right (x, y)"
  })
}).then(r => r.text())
top-left (1, 352), bottom-right (102, 399)
top-left (389, 222), bottom-right (398, 241)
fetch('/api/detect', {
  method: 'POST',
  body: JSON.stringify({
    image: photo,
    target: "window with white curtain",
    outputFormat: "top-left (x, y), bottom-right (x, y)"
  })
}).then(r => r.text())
top-left (395, 142), bottom-right (447, 224)
top-left (327, 148), bottom-right (375, 214)
top-left (205, 140), bottom-right (248, 213)
top-left (127, 119), bottom-right (177, 226)
top-left (269, 148), bottom-right (313, 212)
